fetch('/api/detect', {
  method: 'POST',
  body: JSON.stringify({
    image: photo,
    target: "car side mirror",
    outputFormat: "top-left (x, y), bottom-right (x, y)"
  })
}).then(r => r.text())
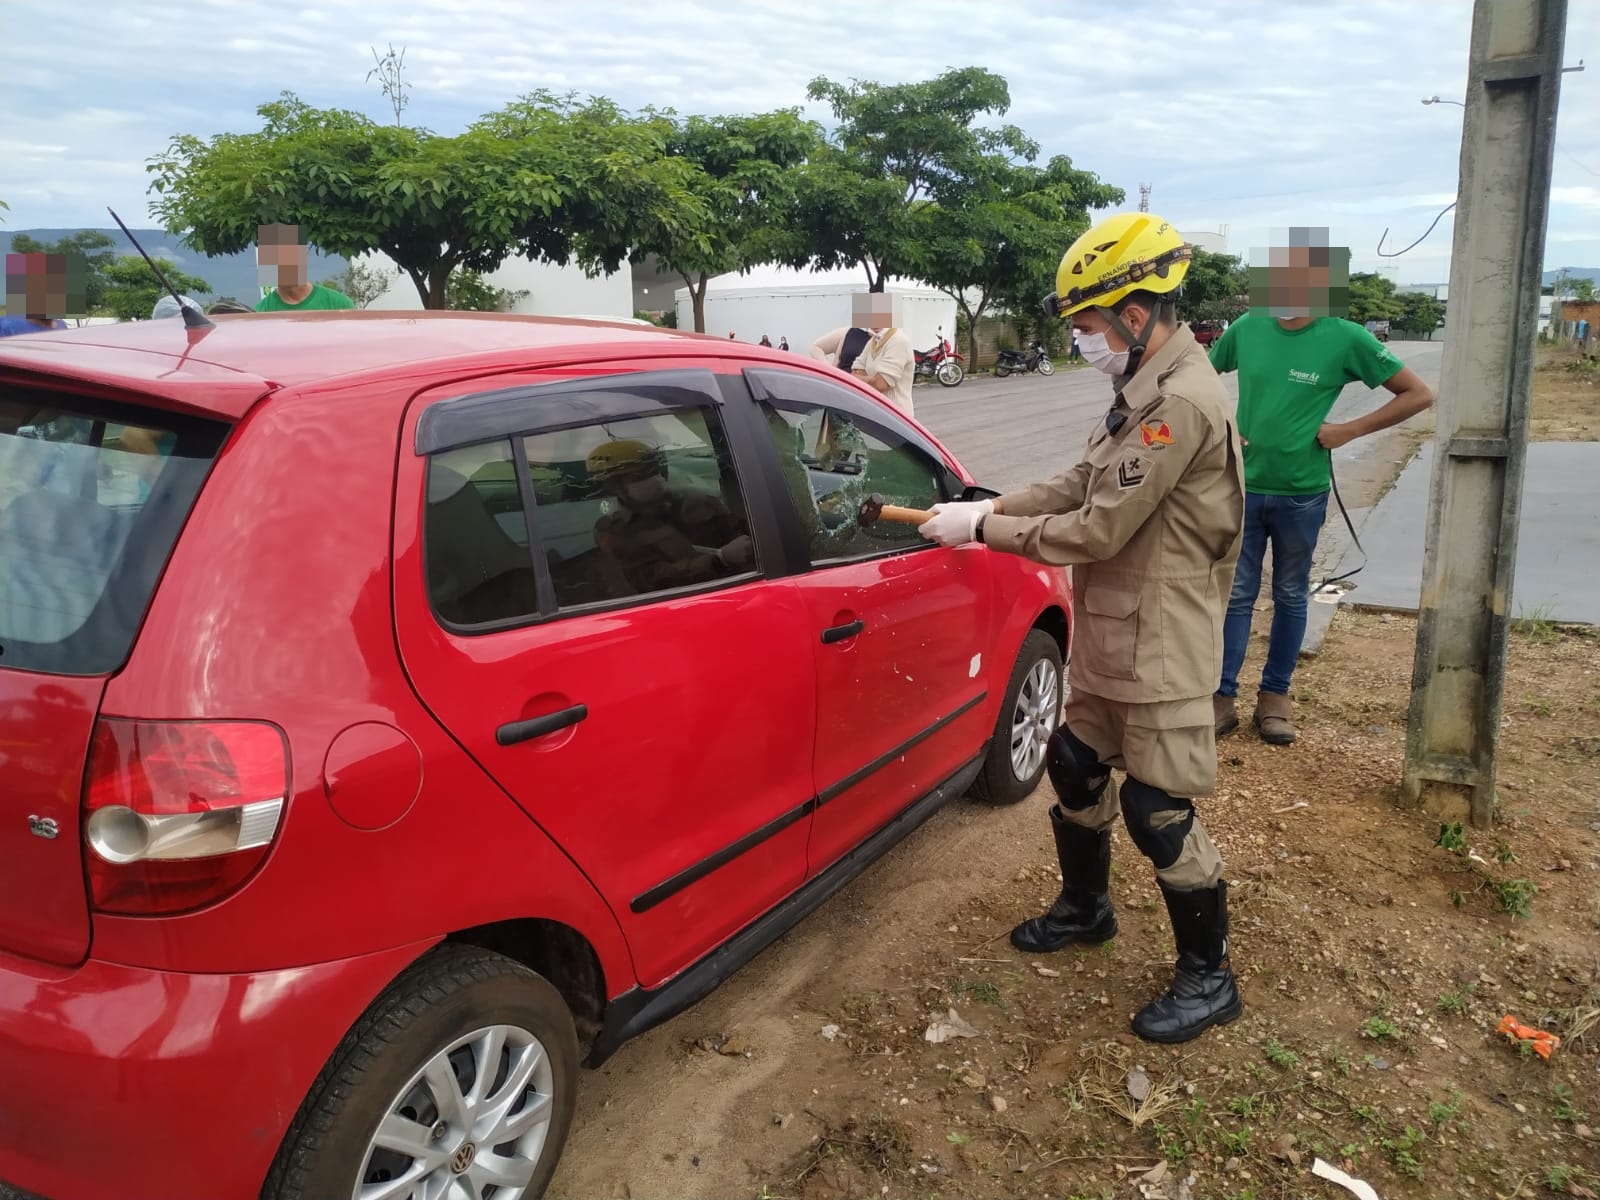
top-left (960, 484), bottom-right (1001, 503)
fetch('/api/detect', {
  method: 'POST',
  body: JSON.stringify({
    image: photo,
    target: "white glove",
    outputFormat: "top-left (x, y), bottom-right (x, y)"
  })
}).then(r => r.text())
top-left (918, 499), bottom-right (993, 547)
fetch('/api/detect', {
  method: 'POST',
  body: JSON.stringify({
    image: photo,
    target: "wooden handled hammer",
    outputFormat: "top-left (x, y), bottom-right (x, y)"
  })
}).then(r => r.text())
top-left (857, 492), bottom-right (934, 528)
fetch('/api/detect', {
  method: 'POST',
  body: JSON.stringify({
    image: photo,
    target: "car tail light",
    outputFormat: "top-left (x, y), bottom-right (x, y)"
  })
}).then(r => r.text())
top-left (83, 719), bottom-right (288, 916)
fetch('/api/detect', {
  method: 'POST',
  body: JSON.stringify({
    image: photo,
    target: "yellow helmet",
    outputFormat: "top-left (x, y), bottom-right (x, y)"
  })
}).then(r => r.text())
top-left (1045, 213), bottom-right (1193, 320)
top-left (586, 439), bottom-right (662, 480)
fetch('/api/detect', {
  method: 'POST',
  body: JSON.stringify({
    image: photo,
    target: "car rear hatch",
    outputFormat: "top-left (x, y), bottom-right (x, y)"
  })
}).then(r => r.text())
top-left (0, 383), bottom-right (231, 964)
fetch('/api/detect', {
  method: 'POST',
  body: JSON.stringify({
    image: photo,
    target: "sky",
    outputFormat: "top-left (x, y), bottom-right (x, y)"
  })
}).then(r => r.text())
top-left (1, 0), bottom-right (1596, 288)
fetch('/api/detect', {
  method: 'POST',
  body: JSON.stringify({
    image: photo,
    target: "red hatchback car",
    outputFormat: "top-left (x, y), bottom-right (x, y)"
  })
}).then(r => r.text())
top-left (0, 313), bottom-right (1071, 1200)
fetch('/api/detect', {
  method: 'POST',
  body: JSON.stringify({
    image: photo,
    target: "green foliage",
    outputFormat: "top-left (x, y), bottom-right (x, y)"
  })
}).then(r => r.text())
top-left (1380, 1125), bottom-right (1427, 1179)
top-left (1436, 984), bottom-right (1474, 1014)
top-left (1395, 289), bottom-right (1445, 335)
top-left (1571, 278), bottom-right (1595, 302)
top-left (319, 259), bottom-right (394, 309)
top-left (1360, 1016), bottom-right (1400, 1042)
top-left (99, 255), bottom-right (211, 320)
top-left (1262, 1039), bottom-right (1299, 1069)
top-left (149, 89), bottom-right (705, 308)
top-left (630, 109), bottom-right (821, 332)
top-left (1348, 272), bottom-right (1405, 323)
top-left (9, 230), bottom-right (118, 311)
top-left (1491, 877), bottom-right (1536, 918)
top-left (917, 152), bottom-right (1119, 363)
top-left (788, 67), bottom-right (1057, 291)
top-left (444, 269), bottom-right (527, 312)
top-left (1435, 822), bottom-right (1468, 854)
top-left (1180, 248), bottom-right (1249, 323)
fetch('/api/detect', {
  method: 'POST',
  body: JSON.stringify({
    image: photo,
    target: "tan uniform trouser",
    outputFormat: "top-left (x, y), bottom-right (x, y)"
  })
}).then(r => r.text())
top-left (1059, 690), bottom-right (1225, 891)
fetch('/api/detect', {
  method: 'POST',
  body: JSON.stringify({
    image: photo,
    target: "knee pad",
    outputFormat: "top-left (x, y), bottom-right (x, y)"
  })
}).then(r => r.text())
top-left (1120, 776), bottom-right (1194, 870)
top-left (1045, 726), bottom-right (1110, 811)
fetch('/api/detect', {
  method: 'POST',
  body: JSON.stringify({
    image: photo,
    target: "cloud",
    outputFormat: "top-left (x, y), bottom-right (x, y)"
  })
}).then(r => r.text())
top-left (0, 0), bottom-right (1594, 285)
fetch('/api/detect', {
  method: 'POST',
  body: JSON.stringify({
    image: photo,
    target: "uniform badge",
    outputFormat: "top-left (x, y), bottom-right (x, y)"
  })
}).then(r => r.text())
top-left (1139, 420), bottom-right (1174, 449)
top-left (1117, 455), bottom-right (1149, 490)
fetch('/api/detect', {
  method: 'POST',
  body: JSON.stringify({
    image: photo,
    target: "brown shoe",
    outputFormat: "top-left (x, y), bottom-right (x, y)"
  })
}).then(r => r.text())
top-left (1213, 694), bottom-right (1239, 738)
top-left (1253, 691), bottom-right (1297, 745)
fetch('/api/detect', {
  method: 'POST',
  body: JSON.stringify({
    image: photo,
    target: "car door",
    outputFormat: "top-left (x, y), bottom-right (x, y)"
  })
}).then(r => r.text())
top-left (736, 367), bottom-right (994, 876)
top-left (391, 364), bottom-right (818, 988)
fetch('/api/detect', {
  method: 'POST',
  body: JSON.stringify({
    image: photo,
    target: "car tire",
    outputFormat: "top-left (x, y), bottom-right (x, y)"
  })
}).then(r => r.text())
top-left (263, 943), bottom-right (579, 1200)
top-left (970, 628), bottom-right (1064, 806)
top-left (1036, 358), bottom-right (1056, 376)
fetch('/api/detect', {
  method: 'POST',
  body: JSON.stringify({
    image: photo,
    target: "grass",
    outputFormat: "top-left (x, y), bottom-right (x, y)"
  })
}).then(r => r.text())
top-left (1511, 604), bottom-right (1561, 645)
top-left (1262, 1039), bottom-right (1299, 1069)
top-left (1551, 1082), bottom-right (1581, 1122)
top-left (947, 977), bottom-right (1003, 1007)
top-left (1360, 1016), bottom-right (1401, 1042)
top-left (1436, 985), bottom-right (1475, 1014)
top-left (1492, 877), bottom-right (1537, 917)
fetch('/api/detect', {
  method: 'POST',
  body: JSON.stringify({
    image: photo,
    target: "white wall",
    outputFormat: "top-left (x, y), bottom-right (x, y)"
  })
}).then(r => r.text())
top-left (678, 282), bottom-right (958, 358)
top-left (356, 252), bottom-right (633, 317)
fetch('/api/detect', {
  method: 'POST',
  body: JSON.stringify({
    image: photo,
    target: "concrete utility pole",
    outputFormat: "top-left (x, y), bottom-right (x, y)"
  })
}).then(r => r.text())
top-left (1402, 0), bottom-right (1568, 827)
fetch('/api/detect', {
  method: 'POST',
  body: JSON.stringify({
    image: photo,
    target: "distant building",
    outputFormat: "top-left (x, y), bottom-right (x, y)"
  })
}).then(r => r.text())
top-left (355, 252), bottom-right (632, 317)
top-left (1181, 227), bottom-right (1228, 256)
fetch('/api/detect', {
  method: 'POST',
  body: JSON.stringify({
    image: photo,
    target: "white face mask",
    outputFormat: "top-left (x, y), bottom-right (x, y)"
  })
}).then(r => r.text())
top-left (1075, 329), bottom-right (1129, 376)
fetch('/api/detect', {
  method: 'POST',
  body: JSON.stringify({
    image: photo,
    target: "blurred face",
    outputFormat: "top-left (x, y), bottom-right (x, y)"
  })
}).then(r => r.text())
top-left (1248, 228), bottom-right (1351, 319)
top-left (257, 224), bottom-right (309, 288)
top-left (5, 252), bottom-right (86, 321)
top-left (852, 292), bottom-right (895, 331)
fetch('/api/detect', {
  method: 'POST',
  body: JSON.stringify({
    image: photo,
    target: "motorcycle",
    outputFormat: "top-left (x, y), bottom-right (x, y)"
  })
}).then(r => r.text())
top-left (993, 339), bottom-right (1056, 378)
top-left (914, 328), bottom-right (965, 387)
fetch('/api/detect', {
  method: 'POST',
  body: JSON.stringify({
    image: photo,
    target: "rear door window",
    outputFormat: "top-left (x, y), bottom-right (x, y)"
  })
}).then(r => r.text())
top-left (0, 389), bottom-right (227, 675)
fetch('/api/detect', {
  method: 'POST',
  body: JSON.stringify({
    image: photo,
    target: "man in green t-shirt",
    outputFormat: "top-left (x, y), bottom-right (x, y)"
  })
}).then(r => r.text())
top-left (254, 223), bottom-right (356, 313)
top-left (1209, 233), bottom-right (1432, 745)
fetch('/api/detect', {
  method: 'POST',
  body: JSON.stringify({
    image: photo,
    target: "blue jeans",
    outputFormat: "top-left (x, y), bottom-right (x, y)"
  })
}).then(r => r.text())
top-left (1218, 489), bottom-right (1329, 698)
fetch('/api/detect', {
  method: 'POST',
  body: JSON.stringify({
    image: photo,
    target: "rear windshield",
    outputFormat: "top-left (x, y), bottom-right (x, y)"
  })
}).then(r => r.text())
top-left (0, 387), bottom-right (227, 675)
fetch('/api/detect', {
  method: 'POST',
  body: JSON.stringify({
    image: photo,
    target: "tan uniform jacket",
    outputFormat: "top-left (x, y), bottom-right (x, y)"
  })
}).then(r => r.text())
top-left (981, 325), bottom-right (1244, 704)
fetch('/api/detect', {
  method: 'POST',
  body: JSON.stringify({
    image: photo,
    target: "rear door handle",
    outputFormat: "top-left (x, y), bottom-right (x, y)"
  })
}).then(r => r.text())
top-left (497, 704), bottom-right (588, 746)
top-left (820, 619), bottom-right (865, 645)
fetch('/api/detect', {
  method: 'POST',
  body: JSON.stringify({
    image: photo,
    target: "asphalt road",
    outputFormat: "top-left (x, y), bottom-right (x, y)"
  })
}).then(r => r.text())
top-left (914, 339), bottom-right (1446, 495)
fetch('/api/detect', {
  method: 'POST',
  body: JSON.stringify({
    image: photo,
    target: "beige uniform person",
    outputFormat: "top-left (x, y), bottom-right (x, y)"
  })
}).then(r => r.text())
top-left (918, 213), bottom-right (1245, 1045)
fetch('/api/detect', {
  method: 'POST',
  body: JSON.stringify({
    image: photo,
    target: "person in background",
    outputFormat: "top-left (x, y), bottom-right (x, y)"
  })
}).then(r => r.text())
top-left (207, 298), bottom-right (255, 315)
top-left (1070, 330), bottom-right (1082, 361)
top-left (151, 295), bottom-right (204, 321)
top-left (2, 250), bottom-right (78, 336)
top-left (846, 293), bottom-right (916, 419)
top-left (1209, 228), bottom-right (1433, 745)
top-left (254, 224), bottom-right (355, 312)
top-left (758, 334), bottom-right (772, 347)
top-left (728, 330), bottom-right (736, 339)
top-left (779, 336), bottom-right (790, 351)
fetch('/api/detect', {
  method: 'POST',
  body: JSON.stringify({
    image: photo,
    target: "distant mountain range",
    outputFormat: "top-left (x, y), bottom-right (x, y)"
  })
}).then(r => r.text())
top-left (0, 227), bottom-right (350, 305)
top-left (1401, 268), bottom-right (1598, 290)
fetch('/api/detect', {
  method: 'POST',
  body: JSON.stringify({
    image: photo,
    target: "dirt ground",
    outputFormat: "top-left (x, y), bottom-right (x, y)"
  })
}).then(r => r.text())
top-left (545, 346), bottom-right (1599, 1200)
top-left (548, 610), bottom-right (1597, 1200)
top-left (1530, 347), bottom-right (1600, 443)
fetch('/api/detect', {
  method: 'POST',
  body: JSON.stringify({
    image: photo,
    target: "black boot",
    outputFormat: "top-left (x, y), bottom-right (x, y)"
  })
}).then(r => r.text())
top-left (1132, 881), bottom-right (1243, 1043)
top-left (1010, 808), bottom-right (1117, 953)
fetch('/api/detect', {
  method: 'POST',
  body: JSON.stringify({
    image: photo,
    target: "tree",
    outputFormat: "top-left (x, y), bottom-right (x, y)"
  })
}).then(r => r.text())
top-left (149, 90), bottom-right (704, 309)
top-left (444, 269), bottom-right (528, 312)
top-left (320, 259), bottom-right (395, 309)
top-left (9, 231), bottom-right (118, 312)
top-left (1570, 278), bottom-right (1596, 304)
top-left (628, 110), bottom-right (821, 333)
top-left (1395, 290), bottom-right (1445, 337)
top-left (1347, 272), bottom-right (1404, 324)
top-left (99, 255), bottom-right (211, 320)
top-left (915, 155), bottom-right (1120, 367)
top-left (1179, 248), bottom-right (1249, 324)
top-left (786, 67), bottom-right (1037, 291)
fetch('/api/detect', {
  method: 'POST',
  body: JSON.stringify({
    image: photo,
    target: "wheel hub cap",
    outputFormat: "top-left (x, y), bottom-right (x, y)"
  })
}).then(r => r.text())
top-left (451, 1142), bottom-right (477, 1174)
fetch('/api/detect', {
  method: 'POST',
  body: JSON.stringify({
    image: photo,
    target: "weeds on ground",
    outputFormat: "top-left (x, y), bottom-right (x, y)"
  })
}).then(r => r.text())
top-left (1360, 1016), bottom-right (1401, 1042)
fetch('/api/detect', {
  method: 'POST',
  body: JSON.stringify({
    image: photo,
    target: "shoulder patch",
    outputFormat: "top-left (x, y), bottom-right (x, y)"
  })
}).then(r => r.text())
top-left (1139, 420), bottom-right (1175, 449)
top-left (1117, 454), bottom-right (1150, 490)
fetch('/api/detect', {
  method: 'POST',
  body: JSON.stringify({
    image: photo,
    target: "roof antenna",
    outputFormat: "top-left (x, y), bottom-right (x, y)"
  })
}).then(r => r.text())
top-left (106, 207), bottom-right (214, 328)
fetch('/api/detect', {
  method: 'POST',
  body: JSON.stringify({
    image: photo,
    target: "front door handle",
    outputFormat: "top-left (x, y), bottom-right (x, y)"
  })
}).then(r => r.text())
top-left (497, 704), bottom-right (588, 746)
top-left (820, 619), bottom-right (865, 645)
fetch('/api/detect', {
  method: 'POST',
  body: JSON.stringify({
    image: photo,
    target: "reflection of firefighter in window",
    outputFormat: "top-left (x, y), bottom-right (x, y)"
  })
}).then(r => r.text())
top-left (587, 439), bottom-right (754, 593)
